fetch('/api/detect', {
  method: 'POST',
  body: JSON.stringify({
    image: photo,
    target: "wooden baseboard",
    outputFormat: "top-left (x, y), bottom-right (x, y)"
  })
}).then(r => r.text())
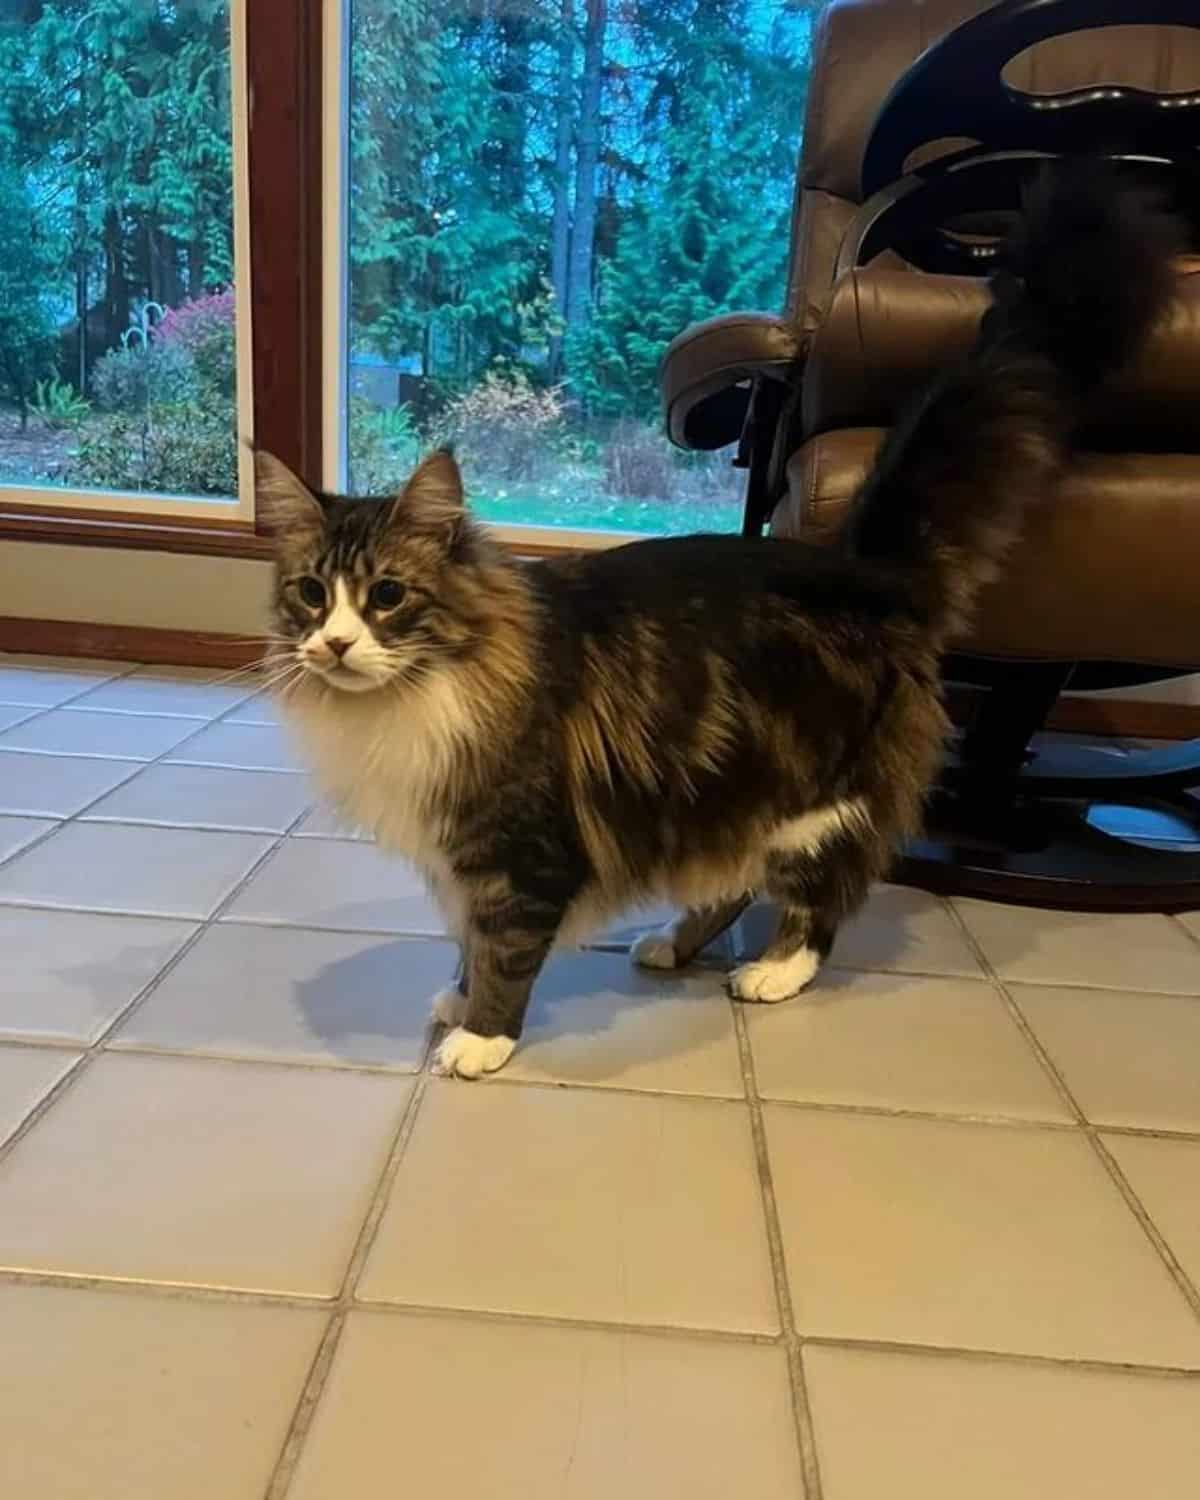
top-left (940, 683), bottom-right (1200, 742)
top-left (1046, 694), bottom-right (1200, 742)
top-left (3, 614), bottom-right (1199, 740)
top-left (0, 617), bottom-right (264, 670)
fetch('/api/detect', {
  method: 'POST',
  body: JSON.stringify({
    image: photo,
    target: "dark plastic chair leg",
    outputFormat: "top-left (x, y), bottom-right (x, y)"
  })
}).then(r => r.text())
top-left (955, 661), bottom-right (1075, 781)
top-left (906, 668), bottom-right (1200, 911)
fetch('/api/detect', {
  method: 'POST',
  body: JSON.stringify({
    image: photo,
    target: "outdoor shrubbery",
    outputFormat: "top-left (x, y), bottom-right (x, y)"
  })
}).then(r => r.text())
top-left (436, 369), bottom-right (567, 483)
top-left (68, 289), bottom-right (237, 497)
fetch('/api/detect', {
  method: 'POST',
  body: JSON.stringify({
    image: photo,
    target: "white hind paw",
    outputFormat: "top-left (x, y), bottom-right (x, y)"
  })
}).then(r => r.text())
top-left (430, 986), bottom-right (468, 1026)
top-left (630, 929), bottom-right (679, 971)
top-left (433, 1027), bottom-right (516, 1079)
top-left (729, 949), bottom-right (821, 1003)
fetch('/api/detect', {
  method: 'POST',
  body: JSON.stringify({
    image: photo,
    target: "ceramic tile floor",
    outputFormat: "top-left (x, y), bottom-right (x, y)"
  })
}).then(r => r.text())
top-left (1, 652), bottom-right (1199, 1500)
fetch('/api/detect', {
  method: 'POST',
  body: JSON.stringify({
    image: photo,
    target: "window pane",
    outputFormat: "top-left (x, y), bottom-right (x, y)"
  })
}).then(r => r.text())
top-left (0, 0), bottom-right (239, 503)
top-left (346, 0), bottom-right (814, 533)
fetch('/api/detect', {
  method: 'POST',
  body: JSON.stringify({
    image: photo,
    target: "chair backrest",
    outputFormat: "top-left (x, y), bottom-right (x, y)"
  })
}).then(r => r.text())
top-left (787, 0), bottom-right (1200, 329)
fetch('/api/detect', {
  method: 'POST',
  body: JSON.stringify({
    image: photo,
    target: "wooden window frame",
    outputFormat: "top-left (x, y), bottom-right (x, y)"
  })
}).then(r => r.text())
top-left (0, 0), bottom-right (323, 562)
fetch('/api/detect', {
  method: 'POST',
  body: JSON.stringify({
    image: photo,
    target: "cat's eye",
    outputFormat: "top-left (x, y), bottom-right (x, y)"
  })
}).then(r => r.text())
top-left (369, 578), bottom-right (406, 612)
top-left (297, 576), bottom-right (327, 610)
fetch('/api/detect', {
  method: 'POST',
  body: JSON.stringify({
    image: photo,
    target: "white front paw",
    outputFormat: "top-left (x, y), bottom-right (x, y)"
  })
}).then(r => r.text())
top-left (630, 929), bottom-right (679, 971)
top-left (430, 986), bottom-right (468, 1026)
top-left (729, 949), bottom-right (820, 1003)
top-left (433, 1026), bottom-right (516, 1079)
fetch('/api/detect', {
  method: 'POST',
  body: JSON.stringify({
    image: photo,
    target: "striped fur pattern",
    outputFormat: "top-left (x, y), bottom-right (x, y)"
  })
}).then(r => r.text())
top-left (261, 167), bottom-right (1177, 1077)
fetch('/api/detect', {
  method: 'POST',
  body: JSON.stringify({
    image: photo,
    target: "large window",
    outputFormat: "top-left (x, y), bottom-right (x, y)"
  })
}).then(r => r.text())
top-left (341, 0), bottom-right (815, 537)
top-left (0, 1), bottom-right (815, 549)
top-left (0, 0), bottom-right (252, 518)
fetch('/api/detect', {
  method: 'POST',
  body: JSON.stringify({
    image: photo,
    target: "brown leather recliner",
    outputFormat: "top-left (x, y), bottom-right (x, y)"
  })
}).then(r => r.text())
top-left (660, 0), bottom-right (1200, 909)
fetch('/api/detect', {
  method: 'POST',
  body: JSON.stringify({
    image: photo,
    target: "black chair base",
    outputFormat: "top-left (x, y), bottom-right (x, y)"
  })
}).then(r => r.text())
top-left (895, 750), bottom-right (1200, 912)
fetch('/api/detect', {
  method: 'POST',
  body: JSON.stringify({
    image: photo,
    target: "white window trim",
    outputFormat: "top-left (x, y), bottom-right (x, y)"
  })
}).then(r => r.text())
top-left (0, 0), bottom-right (256, 525)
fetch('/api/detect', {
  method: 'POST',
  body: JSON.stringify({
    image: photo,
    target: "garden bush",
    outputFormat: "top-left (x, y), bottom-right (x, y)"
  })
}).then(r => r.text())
top-left (603, 418), bottom-right (677, 501)
top-left (348, 397), bottom-right (421, 493)
top-left (155, 288), bottom-right (236, 398)
top-left (436, 368), bottom-right (565, 482)
top-left (33, 377), bottom-right (89, 431)
top-left (91, 341), bottom-right (196, 412)
top-left (69, 401), bottom-right (236, 497)
top-left (70, 289), bottom-right (237, 496)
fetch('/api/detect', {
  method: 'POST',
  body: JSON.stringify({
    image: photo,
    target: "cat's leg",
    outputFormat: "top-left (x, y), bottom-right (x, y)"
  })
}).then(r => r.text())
top-left (729, 825), bottom-right (878, 1004)
top-left (429, 945), bottom-right (469, 1027)
top-left (434, 919), bottom-right (558, 1079)
top-left (631, 896), bottom-right (750, 971)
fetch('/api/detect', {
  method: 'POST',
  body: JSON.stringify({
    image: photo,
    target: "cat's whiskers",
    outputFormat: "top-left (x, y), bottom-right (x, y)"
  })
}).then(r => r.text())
top-left (206, 653), bottom-right (291, 689)
top-left (259, 660), bottom-right (307, 693)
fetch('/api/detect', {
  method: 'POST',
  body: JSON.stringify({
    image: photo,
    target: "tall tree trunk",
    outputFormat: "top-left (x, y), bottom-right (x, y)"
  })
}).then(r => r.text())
top-left (75, 258), bottom-right (88, 395)
top-left (187, 234), bottom-right (206, 298)
top-left (11, 361), bottom-right (28, 432)
top-left (565, 0), bottom-right (606, 343)
top-left (495, 11), bottom-right (531, 366)
top-left (548, 0), bottom-right (574, 377)
top-left (496, 13), bottom-right (530, 206)
top-left (102, 207), bottom-right (129, 352)
top-left (156, 228), bottom-right (184, 307)
top-left (140, 221), bottom-right (155, 306)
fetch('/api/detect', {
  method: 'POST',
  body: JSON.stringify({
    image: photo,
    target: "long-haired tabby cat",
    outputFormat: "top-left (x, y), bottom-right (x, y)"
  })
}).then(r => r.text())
top-left (259, 167), bottom-right (1178, 1076)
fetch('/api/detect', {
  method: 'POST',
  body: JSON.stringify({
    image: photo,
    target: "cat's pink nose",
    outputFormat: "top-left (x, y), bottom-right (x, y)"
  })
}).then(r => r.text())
top-left (325, 636), bottom-right (354, 659)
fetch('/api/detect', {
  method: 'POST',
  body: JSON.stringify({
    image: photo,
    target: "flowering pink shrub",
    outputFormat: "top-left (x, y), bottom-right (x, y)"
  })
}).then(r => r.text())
top-left (154, 287), bottom-right (235, 352)
top-left (153, 287), bottom-right (236, 399)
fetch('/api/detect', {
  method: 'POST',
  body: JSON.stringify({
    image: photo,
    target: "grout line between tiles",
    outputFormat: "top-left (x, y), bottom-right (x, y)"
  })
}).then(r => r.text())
top-left (0, 677), bottom-right (246, 873)
top-left (101, 1039), bottom-right (426, 1078)
top-left (0, 658), bottom-right (141, 706)
top-left (25, 1016), bottom-right (1200, 1137)
top-left (1171, 912), bottom-right (1200, 954)
top-left (291, 829), bottom-right (369, 843)
top-left (799, 1333), bottom-right (1200, 1381)
top-left (58, 694), bottom-right (262, 722)
top-left (12, 1015), bottom-right (1200, 1137)
top-left (757, 1094), bottom-right (1080, 1132)
top-left (0, 785), bottom-right (313, 1164)
top-left (165, 758), bottom-right (307, 774)
top-left (344, 1296), bottom-right (785, 1346)
top-left (0, 704), bottom-right (47, 736)
top-left (0, 1258), bottom-right (779, 1348)
top-left (0, 1266), bottom-right (332, 1309)
top-left (263, 1045), bottom-right (437, 1499)
top-left (943, 899), bottom-right (1200, 1326)
top-left (1082, 1130), bottom-right (1200, 1319)
top-left (262, 1312), bottom-right (347, 1500)
top-left (731, 999), bottom-right (825, 1500)
top-left (79, 815), bottom-right (307, 836)
top-left (3, 1256), bottom-right (1199, 1377)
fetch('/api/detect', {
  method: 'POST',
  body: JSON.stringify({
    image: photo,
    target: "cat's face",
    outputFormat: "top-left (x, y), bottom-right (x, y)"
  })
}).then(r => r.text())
top-left (257, 448), bottom-right (471, 695)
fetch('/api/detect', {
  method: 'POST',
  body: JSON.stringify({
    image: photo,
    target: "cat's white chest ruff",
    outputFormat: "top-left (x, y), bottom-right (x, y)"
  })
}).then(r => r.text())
top-left (278, 678), bottom-right (464, 872)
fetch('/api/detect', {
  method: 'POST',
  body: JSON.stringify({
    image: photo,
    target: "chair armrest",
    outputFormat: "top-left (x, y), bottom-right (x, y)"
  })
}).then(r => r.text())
top-left (658, 312), bottom-right (803, 450)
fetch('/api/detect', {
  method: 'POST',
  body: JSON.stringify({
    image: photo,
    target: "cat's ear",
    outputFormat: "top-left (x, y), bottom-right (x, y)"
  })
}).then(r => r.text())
top-left (394, 448), bottom-right (465, 550)
top-left (254, 449), bottom-right (324, 548)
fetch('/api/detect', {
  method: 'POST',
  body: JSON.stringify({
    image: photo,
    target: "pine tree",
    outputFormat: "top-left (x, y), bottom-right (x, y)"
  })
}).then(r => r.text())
top-left (567, 0), bottom-right (815, 420)
top-left (0, 168), bottom-right (57, 427)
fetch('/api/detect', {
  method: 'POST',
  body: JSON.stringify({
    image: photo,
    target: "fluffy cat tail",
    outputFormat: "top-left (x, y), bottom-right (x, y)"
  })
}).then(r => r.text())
top-left (843, 161), bottom-right (1181, 640)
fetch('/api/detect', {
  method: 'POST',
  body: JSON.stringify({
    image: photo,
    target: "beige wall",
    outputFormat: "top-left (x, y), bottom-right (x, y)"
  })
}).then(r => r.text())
top-left (0, 541), bottom-right (273, 637)
top-left (1, 539), bottom-right (1196, 706)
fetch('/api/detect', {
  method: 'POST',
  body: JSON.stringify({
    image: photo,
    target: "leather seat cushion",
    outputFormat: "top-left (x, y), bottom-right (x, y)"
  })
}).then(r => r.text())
top-left (775, 429), bottom-right (1200, 668)
top-left (802, 267), bottom-right (1200, 442)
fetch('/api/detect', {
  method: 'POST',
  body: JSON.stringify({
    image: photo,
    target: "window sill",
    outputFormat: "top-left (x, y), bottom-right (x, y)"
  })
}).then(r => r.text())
top-left (0, 503), bottom-right (276, 560)
top-left (0, 505), bottom-right (635, 561)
